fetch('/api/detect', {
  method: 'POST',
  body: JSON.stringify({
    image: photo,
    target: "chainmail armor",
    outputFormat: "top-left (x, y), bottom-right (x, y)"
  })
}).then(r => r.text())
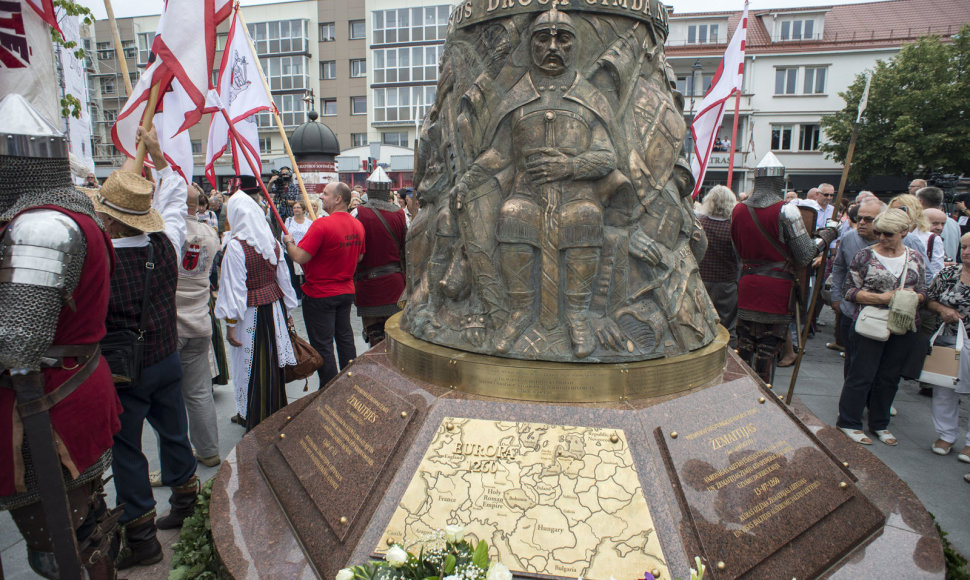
top-left (0, 155), bottom-right (102, 225)
top-left (365, 198), bottom-right (402, 213)
top-left (745, 174), bottom-right (785, 209)
top-left (0, 234), bottom-right (86, 371)
top-left (0, 447), bottom-right (112, 511)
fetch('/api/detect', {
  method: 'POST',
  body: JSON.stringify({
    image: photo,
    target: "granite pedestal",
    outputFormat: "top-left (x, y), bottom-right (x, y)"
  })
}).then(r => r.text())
top-left (210, 336), bottom-right (945, 579)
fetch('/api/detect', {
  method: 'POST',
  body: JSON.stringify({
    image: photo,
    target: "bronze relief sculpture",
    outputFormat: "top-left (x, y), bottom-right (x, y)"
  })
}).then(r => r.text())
top-left (403, 0), bottom-right (720, 362)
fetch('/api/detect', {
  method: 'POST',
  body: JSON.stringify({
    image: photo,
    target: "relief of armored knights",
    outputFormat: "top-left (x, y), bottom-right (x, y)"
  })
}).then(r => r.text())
top-left (402, 0), bottom-right (720, 362)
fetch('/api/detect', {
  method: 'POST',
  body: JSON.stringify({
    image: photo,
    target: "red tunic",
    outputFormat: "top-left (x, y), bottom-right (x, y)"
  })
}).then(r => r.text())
top-left (0, 207), bottom-right (123, 495)
top-left (355, 205), bottom-right (406, 309)
top-left (731, 201), bottom-right (794, 316)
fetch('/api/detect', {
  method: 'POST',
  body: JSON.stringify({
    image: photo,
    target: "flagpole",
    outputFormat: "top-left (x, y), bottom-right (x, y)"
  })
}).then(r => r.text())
top-left (132, 84), bottom-right (161, 170)
top-left (103, 0), bottom-right (133, 96)
top-left (785, 75), bottom-right (870, 405)
top-left (220, 108), bottom-right (290, 236)
top-left (233, 5), bottom-right (317, 220)
top-left (726, 90), bottom-right (742, 190)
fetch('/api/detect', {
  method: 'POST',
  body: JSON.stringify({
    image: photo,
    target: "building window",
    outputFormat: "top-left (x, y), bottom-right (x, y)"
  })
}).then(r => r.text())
top-left (774, 67), bottom-right (798, 95)
top-left (217, 33), bottom-right (228, 51)
top-left (191, 140), bottom-right (202, 155)
top-left (122, 40), bottom-right (137, 59)
top-left (382, 132), bottom-right (409, 147)
top-left (771, 125), bottom-right (794, 151)
top-left (373, 86), bottom-right (436, 124)
top-left (349, 20), bottom-right (365, 40)
top-left (676, 75), bottom-right (695, 97)
top-left (259, 137), bottom-right (272, 155)
top-left (373, 45), bottom-right (443, 84)
top-left (96, 41), bottom-right (113, 60)
top-left (351, 96), bottom-right (366, 115)
top-left (320, 22), bottom-right (335, 42)
top-left (257, 93), bottom-right (305, 127)
top-left (101, 78), bottom-right (115, 95)
top-left (102, 110), bottom-right (117, 122)
top-left (350, 59), bottom-right (366, 78)
top-left (687, 23), bottom-right (719, 44)
top-left (248, 19), bottom-right (309, 55)
top-left (137, 32), bottom-right (154, 64)
top-left (321, 60), bottom-right (336, 80)
top-left (373, 6), bottom-right (450, 45)
top-left (321, 98), bottom-right (337, 116)
top-left (803, 66), bottom-right (826, 94)
top-left (779, 18), bottom-right (815, 41)
top-left (799, 124), bottom-right (821, 151)
top-left (260, 55), bottom-right (309, 91)
top-left (351, 133), bottom-right (368, 147)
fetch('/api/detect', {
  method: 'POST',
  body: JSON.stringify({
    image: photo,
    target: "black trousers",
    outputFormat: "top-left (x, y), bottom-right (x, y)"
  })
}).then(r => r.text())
top-left (837, 329), bottom-right (918, 432)
top-left (302, 293), bottom-right (356, 389)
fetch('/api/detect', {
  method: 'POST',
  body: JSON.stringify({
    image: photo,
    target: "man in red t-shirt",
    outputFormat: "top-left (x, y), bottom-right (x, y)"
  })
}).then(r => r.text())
top-left (283, 181), bottom-right (364, 387)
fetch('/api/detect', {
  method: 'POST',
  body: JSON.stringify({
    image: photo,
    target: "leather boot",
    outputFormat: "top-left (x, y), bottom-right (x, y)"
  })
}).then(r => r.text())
top-left (115, 511), bottom-right (162, 570)
top-left (156, 475), bottom-right (199, 530)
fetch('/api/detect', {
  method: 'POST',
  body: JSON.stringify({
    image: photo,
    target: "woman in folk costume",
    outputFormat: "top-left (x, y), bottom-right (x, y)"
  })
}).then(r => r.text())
top-left (215, 189), bottom-right (297, 430)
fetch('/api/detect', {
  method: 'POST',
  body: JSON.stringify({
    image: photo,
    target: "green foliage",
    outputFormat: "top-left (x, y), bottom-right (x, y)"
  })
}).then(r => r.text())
top-left (47, 0), bottom-right (95, 120)
top-left (819, 25), bottom-right (970, 181)
top-left (342, 533), bottom-right (499, 580)
top-left (935, 521), bottom-right (970, 580)
top-left (60, 94), bottom-right (82, 119)
top-left (168, 478), bottom-right (232, 580)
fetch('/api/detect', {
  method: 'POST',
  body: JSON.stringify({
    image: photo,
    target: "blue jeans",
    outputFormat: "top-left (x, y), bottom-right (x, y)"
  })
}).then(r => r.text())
top-left (112, 352), bottom-right (197, 523)
top-left (303, 293), bottom-right (357, 388)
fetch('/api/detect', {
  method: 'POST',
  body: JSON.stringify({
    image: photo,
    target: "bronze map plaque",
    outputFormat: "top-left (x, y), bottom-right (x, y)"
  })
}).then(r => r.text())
top-left (378, 418), bottom-right (668, 580)
top-left (656, 380), bottom-right (857, 579)
top-left (276, 376), bottom-right (415, 541)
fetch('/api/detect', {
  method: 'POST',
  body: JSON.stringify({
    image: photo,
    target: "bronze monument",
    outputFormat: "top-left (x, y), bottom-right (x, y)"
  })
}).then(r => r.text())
top-left (403, 0), bottom-right (719, 362)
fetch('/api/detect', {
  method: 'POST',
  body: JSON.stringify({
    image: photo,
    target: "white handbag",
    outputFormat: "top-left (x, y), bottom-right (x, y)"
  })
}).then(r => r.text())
top-left (920, 320), bottom-right (966, 389)
top-left (855, 306), bottom-right (890, 341)
top-left (853, 251), bottom-right (908, 342)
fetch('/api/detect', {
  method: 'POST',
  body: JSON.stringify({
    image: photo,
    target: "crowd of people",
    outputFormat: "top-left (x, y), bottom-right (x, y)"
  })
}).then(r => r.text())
top-left (696, 165), bottom-right (970, 489)
top-left (0, 107), bottom-right (413, 576)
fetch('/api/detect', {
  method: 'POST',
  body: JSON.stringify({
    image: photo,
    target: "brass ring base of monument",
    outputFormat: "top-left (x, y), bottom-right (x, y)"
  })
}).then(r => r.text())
top-left (385, 313), bottom-right (729, 403)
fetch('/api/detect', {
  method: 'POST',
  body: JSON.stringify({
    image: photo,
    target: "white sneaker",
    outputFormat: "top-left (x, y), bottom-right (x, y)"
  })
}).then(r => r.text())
top-left (890, 406), bottom-right (898, 416)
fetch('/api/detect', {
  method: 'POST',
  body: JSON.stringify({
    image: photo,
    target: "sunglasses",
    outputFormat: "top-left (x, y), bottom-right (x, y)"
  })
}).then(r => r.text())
top-left (822, 193), bottom-right (834, 197)
top-left (858, 216), bottom-right (876, 223)
top-left (875, 231), bottom-right (898, 237)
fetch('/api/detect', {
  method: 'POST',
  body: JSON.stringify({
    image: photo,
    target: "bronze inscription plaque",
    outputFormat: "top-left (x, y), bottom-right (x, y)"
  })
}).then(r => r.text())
top-left (656, 381), bottom-right (854, 579)
top-left (378, 418), bottom-right (669, 580)
top-left (276, 376), bottom-right (415, 541)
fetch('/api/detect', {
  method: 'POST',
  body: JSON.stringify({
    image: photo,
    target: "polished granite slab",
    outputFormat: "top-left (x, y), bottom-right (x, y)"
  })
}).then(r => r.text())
top-left (209, 347), bottom-right (945, 579)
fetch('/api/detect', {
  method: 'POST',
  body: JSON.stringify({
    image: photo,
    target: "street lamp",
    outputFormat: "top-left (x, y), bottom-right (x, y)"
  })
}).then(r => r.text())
top-left (686, 59), bottom-right (703, 167)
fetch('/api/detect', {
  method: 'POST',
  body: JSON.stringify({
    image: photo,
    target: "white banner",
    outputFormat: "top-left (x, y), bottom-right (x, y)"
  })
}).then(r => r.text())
top-left (0, 0), bottom-right (59, 126)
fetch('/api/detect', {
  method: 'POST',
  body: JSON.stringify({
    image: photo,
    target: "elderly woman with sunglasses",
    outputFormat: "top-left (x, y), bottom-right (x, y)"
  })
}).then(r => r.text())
top-left (838, 208), bottom-right (927, 445)
top-left (925, 231), bottom-right (970, 465)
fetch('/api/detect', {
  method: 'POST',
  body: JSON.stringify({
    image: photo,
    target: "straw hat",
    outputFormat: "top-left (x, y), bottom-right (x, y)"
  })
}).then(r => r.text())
top-left (90, 170), bottom-right (164, 233)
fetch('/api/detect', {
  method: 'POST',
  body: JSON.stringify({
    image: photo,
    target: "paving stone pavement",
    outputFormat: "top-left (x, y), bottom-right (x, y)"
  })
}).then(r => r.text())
top-left (1, 307), bottom-right (967, 578)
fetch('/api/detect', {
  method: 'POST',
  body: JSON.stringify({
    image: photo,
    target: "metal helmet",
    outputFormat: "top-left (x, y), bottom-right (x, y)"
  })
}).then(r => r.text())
top-left (753, 151), bottom-right (785, 178)
top-left (0, 94), bottom-right (94, 222)
top-left (366, 166), bottom-right (392, 201)
top-left (531, 4), bottom-right (576, 36)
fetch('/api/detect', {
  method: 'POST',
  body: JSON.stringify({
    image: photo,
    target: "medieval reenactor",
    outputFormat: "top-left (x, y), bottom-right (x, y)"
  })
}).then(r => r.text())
top-left (730, 153), bottom-right (837, 385)
top-left (0, 94), bottom-right (123, 578)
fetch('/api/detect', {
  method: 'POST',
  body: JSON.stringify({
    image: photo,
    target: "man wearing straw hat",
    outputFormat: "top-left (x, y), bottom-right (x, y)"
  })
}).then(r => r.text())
top-left (93, 127), bottom-right (199, 569)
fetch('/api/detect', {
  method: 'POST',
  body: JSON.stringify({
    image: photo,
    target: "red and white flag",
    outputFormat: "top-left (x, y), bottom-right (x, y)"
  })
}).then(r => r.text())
top-left (690, 1), bottom-right (748, 197)
top-left (111, 0), bottom-right (232, 169)
top-left (23, 0), bottom-right (60, 35)
top-left (205, 9), bottom-right (274, 187)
